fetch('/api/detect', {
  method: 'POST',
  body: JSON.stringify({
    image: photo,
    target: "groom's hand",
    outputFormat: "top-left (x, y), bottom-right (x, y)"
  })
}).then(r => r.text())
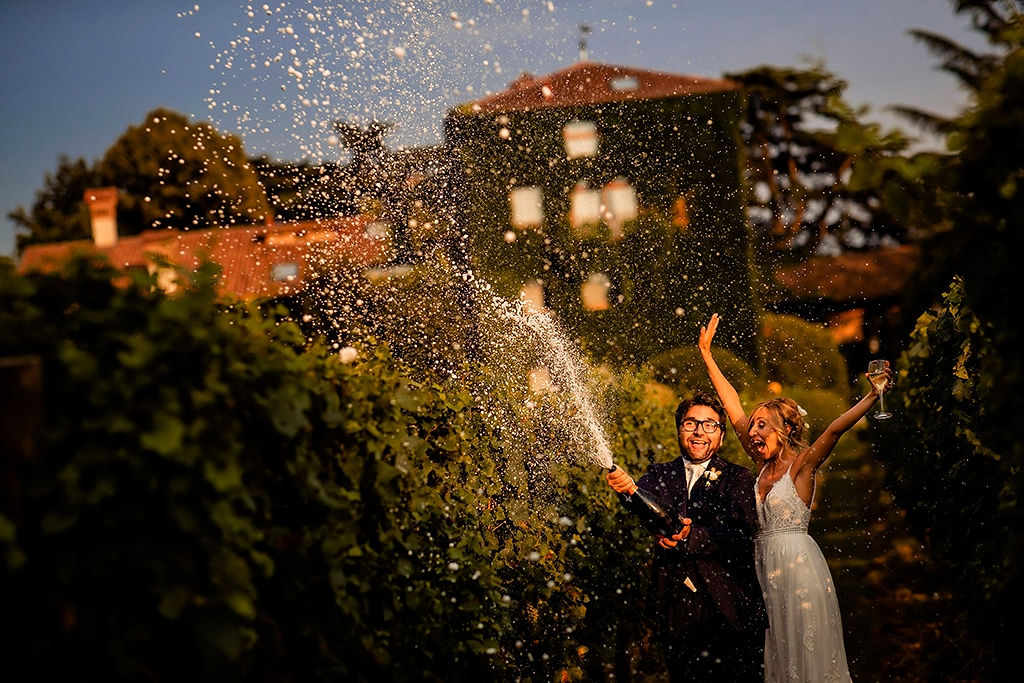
top-left (656, 518), bottom-right (692, 548)
top-left (606, 467), bottom-right (638, 495)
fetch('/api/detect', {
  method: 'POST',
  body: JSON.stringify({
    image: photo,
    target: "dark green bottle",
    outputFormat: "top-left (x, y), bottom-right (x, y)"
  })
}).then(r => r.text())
top-left (609, 466), bottom-right (687, 537)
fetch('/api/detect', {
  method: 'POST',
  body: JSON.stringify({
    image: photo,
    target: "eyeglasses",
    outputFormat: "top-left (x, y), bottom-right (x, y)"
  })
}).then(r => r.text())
top-left (680, 418), bottom-right (724, 434)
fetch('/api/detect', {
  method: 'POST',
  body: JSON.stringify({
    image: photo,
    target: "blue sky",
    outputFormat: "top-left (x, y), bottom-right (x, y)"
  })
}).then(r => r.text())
top-left (0, 0), bottom-right (987, 258)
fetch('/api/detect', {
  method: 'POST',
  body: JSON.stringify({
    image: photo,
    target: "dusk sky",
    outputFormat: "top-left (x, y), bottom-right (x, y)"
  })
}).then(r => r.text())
top-left (0, 0), bottom-right (988, 258)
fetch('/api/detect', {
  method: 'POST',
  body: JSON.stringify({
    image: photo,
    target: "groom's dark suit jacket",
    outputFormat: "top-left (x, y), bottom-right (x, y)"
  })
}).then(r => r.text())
top-left (622, 454), bottom-right (768, 637)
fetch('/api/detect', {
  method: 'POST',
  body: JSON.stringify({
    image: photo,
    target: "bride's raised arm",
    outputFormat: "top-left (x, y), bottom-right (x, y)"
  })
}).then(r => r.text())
top-left (799, 361), bottom-right (892, 475)
top-left (698, 314), bottom-right (757, 464)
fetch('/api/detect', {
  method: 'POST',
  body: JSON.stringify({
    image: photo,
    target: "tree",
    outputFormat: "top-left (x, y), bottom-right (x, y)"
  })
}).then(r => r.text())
top-left (10, 108), bottom-right (270, 252)
top-left (894, 0), bottom-right (1022, 135)
top-left (250, 156), bottom-right (357, 222)
top-left (8, 156), bottom-right (102, 251)
top-left (726, 64), bottom-right (939, 263)
top-left (885, 2), bottom-right (1023, 676)
top-left (101, 108), bottom-right (270, 233)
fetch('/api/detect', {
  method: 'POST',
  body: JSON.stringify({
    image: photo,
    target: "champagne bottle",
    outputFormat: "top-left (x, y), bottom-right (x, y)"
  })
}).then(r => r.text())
top-left (609, 466), bottom-right (687, 537)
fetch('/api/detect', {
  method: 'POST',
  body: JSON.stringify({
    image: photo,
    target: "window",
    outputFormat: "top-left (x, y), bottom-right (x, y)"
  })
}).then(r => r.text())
top-left (570, 182), bottom-right (602, 236)
top-left (563, 120), bottom-right (598, 159)
top-left (509, 186), bottom-right (544, 228)
top-left (528, 366), bottom-right (555, 394)
top-left (519, 279), bottom-right (545, 314)
top-left (672, 194), bottom-right (690, 230)
top-left (581, 272), bottom-right (612, 311)
top-left (601, 178), bottom-right (638, 240)
top-left (271, 262), bottom-right (299, 282)
top-left (610, 76), bottom-right (638, 91)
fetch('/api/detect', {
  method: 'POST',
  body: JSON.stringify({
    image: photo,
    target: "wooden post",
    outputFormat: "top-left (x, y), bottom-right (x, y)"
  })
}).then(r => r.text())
top-left (0, 355), bottom-right (44, 461)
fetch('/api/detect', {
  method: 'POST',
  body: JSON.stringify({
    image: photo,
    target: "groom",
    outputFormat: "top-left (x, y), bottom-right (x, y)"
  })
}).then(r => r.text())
top-left (607, 391), bottom-right (767, 682)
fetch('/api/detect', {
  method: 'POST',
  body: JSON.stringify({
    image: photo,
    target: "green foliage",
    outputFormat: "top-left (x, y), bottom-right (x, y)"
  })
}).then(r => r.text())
top-left (726, 64), bottom-right (937, 262)
top-left (646, 343), bottom-right (757, 397)
top-left (884, 281), bottom-right (1003, 660)
top-left (302, 252), bottom-right (479, 383)
top-left (0, 256), bottom-right (679, 681)
top-left (11, 108), bottom-right (271, 251)
top-left (8, 155), bottom-right (101, 251)
top-left (101, 108), bottom-right (270, 233)
top-left (446, 93), bottom-right (760, 366)
top-left (888, 11), bottom-right (1024, 674)
top-left (760, 312), bottom-right (849, 393)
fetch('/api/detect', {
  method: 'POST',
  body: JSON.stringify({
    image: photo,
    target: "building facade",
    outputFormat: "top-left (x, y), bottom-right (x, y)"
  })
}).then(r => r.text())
top-left (445, 61), bottom-right (760, 364)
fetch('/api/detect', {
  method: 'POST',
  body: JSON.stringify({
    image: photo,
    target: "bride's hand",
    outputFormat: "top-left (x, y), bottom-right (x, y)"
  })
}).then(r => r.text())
top-left (865, 361), bottom-right (895, 396)
top-left (698, 313), bottom-right (719, 355)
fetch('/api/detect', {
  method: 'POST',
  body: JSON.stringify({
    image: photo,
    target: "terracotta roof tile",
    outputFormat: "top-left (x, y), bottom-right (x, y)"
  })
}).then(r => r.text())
top-left (464, 61), bottom-right (738, 114)
top-left (18, 216), bottom-right (386, 300)
top-left (773, 245), bottom-right (920, 302)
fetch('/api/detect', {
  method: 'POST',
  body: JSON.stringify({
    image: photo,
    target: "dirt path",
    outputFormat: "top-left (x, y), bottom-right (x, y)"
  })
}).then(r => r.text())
top-left (813, 434), bottom-right (974, 682)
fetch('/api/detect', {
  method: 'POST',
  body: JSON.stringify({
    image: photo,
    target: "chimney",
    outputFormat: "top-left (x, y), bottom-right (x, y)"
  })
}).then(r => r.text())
top-left (84, 187), bottom-right (119, 248)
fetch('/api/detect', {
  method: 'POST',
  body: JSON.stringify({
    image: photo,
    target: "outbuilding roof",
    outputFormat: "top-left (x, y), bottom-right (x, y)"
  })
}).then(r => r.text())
top-left (18, 216), bottom-right (386, 300)
top-left (773, 245), bottom-right (920, 303)
top-left (463, 60), bottom-right (738, 114)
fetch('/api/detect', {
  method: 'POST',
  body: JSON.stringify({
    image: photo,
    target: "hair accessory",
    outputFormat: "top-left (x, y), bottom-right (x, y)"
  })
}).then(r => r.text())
top-left (796, 404), bottom-right (810, 431)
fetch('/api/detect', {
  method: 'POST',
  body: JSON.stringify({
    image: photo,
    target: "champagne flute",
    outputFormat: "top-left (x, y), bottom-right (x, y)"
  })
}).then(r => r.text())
top-left (867, 359), bottom-right (892, 419)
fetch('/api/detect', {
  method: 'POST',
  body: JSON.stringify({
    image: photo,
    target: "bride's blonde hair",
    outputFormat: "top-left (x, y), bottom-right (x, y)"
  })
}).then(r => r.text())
top-left (750, 397), bottom-right (809, 450)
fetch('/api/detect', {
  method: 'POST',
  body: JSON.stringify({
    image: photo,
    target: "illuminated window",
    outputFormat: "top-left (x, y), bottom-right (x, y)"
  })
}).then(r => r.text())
top-left (601, 177), bottom-right (638, 240)
top-left (509, 186), bottom-right (544, 228)
top-left (271, 262), bottom-right (299, 282)
top-left (519, 279), bottom-right (546, 314)
top-left (563, 120), bottom-right (599, 159)
top-left (570, 182), bottom-right (602, 236)
top-left (672, 195), bottom-right (690, 230)
top-left (528, 366), bottom-right (555, 394)
top-left (610, 76), bottom-right (638, 91)
top-left (581, 272), bottom-right (612, 311)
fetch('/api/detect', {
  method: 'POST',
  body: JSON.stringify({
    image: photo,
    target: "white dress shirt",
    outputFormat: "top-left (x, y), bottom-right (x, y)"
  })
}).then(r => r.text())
top-left (684, 458), bottom-right (710, 494)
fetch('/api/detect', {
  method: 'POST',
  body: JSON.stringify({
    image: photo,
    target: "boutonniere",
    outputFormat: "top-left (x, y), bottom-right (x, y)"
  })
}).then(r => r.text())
top-left (704, 467), bottom-right (722, 487)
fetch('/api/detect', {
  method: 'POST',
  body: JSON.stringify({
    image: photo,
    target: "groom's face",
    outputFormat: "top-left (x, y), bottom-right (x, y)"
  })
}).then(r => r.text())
top-left (678, 405), bottom-right (724, 463)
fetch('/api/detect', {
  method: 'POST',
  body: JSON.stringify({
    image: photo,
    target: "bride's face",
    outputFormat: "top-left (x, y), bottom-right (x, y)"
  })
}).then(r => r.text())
top-left (748, 407), bottom-right (786, 460)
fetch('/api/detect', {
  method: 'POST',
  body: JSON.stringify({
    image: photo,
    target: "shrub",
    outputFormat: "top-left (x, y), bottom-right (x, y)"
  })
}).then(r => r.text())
top-left (761, 312), bottom-right (848, 393)
top-left (0, 256), bottom-right (681, 682)
top-left (645, 344), bottom-right (757, 397)
top-left (881, 278), bottom-right (1005, 675)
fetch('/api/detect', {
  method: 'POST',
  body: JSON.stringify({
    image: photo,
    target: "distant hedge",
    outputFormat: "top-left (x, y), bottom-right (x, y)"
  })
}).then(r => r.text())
top-left (761, 312), bottom-right (849, 393)
top-left (646, 343), bottom-right (758, 397)
top-left (0, 257), bottom-right (682, 682)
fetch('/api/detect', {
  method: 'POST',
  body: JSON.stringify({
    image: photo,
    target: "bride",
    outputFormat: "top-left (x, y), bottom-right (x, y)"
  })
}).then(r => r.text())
top-left (698, 313), bottom-right (892, 682)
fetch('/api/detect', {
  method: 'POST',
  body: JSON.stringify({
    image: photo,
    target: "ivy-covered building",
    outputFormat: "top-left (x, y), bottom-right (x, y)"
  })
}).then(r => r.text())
top-left (445, 61), bottom-right (759, 365)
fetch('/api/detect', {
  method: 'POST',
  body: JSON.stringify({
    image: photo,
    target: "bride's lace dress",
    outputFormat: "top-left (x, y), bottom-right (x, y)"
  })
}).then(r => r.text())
top-left (755, 464), bottom-right (852, 682)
